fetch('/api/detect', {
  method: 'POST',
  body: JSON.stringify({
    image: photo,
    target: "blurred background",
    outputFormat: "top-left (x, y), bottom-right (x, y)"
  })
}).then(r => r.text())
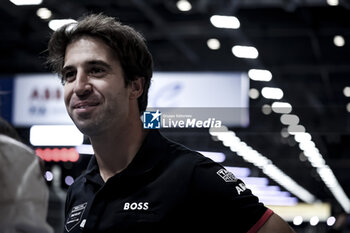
top-left (0, 0), bottom-right (350, 232)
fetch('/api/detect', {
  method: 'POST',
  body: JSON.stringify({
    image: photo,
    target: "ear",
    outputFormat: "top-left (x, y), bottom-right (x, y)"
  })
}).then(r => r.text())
top-left (129, 76), bottom-right (145, 100)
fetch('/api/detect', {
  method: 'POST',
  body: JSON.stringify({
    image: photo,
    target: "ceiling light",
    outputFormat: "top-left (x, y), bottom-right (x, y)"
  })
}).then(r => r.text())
top-left (30, 125), bottom-right (83, 146)
top-left (309, 156), bottom-right (326, 168)
top-left (287, 125), bottom-right (306, 135)
top-left (317, 167), bottom-right (350, 213)
top-left (271, 101), bottom-right (292, 114)
top-left (207, 38), bottom-right (221, 50)
top-left (9, 0), bottom-right (42, 5)
top-left (45, 171), bottom-right (53, 181)
top-left (278, 109), bottom-right (350, 213)
top-left (327, 0), bottom-right (339, 6)
top-left (280, 114), bottom-right (300, 125)
top-left (281, 128), bottom-right (289, 138)
top-left (210, 126), bottom-right (317, 203)
top-left (65, 176), bottom-right (74, 186)
top-left (303, 148), bottom-right (320, 158)
top-left (199, 151), bottom-right (226, 163)
top-left (232, 45), bottom-right (259, 59)
top-left (298, 134), bottom-right (350, 213)
top-left (262, 104), bottom-right (272, 115)
top-left (49, 19), bottom-right (77, 31)
top-left (210, 15), bottom-right (240, 29)
top-left (343, 86), bottom-right (350, 97)
top-left (250, 188), bottom-right (290, 198)
top-left (310, 216), bottom-right (320, 226)
top-left (327, 216), bottom-right (336, 226)
top-left (261, 87), bottom-right (284, 100)
top-left (294, 132), bottom-right (312, 143)
top-left (298, 140), bottom-right (316, 151)
top-left (36, 7), bottom-right (52, 20)
top-left (75, 144), bottom-right (94, 155)
top-left (262, 164), bottom-right (315, 203)
top-left (176, 0), bottom-right (192, 12)
top-left (347, 103), bottom-right (350, 113)
top-left (238, 177), bottom-right (269, 186)
top-left (248, 69), bottom-right (272, 82)
top-left (249, 88), bottom-right (259, 99)
top-left (36, 148), bottom-right (80, 162)
top-left (299, 152), bottom-right (307, 162)
top-left (224, 166), bottom-right (251, 177)
top-left (333, 35), bottom-right (345, 47)
top-left (293, 216), bottom-right (303, 225)
top-left (259, 196), bottom-right (298, 206)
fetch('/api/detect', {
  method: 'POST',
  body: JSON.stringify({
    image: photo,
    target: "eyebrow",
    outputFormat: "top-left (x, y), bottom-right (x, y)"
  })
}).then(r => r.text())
top-left (62, 59), bottom-right (112, 73)
top-left (86, 60), bottom-right (112, 69)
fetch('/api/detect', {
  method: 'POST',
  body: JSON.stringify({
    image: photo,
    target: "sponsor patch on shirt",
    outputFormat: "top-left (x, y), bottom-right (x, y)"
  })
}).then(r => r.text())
top-left (65, 202), bottom-right (87, 232)
top-left (216, 168), bottom-right (237, 182)
top-left (235, 182), bottom-right (247, 195)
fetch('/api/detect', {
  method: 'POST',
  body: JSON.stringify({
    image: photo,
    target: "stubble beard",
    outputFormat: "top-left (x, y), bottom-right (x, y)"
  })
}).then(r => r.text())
top-left (71, 104), bottom-right (126, 138)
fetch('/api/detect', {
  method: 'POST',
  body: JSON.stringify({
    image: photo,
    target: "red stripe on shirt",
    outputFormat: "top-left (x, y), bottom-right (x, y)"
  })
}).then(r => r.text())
top-left (247, 208), bottom-right (274, 233)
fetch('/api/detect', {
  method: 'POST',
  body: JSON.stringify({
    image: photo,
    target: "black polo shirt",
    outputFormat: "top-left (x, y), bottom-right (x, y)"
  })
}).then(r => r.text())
top-left (64, 130), bottom-right (272, 233)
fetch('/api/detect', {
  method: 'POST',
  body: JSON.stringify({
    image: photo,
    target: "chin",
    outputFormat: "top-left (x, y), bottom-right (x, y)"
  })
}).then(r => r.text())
top-left (76, 122), bottom-right (107, 137)
top-left (74, 120), bottom-right (95, 134)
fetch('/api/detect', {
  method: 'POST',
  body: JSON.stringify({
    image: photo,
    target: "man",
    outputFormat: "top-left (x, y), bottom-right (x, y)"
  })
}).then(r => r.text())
top-left (47, 13), bottom-right (296, 233)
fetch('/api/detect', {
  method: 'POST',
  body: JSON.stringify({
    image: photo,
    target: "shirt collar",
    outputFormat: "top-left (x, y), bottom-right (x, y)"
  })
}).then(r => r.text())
top-left (84, 130), bottom-right (168, 183)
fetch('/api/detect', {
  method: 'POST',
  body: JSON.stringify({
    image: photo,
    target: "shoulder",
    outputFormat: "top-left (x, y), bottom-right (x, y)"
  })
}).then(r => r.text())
top-left (162, 139), bottom-right (270, 231)
top-left (157, 131), bottom-right (205, 158)
top-left (0, 134), bottom-right (39, 177)
top-left (158, 133), bottom-right (261, 204)
top-left (68, 173), bottom-right (86, 189)
top-left (0, 134), bottom-right (34, 154)
top-left (158, 132), bottom-right (210, 168)
top-left (157, 132), bottom-right (246, 195)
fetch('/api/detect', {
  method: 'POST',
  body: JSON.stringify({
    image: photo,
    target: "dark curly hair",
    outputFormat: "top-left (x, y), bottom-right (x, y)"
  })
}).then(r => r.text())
top-left (47, 13), bottom-right (153, 114)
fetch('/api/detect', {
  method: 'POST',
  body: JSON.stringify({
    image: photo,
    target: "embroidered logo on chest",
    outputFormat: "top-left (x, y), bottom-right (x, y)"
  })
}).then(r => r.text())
top-left (65, 202), bottom-right (87, 232)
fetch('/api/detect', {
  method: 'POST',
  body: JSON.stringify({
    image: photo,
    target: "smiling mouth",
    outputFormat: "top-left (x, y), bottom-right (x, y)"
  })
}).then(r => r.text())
top-left (74, 102), bottom-right (99, 108)
top-left (72, 102), bottom-right (100, 112)
top-left (76, 105), bottom-right (95, 109)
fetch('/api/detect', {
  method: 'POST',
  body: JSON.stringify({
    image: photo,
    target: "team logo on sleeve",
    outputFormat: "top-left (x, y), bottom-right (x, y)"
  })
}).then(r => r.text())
top-left (216, 168), bottom-right (237, 182)
top-left (65, 202), bottom-right (87, 232)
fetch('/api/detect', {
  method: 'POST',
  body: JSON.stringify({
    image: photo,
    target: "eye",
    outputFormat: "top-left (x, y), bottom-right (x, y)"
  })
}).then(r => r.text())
top-left (62, 70), bottom-right (76, 83)
top-left (89, 67), bottom-right (106, 77)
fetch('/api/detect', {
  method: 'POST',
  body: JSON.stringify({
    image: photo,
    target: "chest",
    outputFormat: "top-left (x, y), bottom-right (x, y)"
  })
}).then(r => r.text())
top-left (64, 168), bottom-right (193, 233)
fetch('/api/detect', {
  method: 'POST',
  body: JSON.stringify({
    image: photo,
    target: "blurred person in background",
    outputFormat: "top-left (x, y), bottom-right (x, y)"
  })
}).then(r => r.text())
top-left (47, 13), bottom-right (295, 233)
top-left (0, 117), bottom-right (53, 233)
top-left (0, 117), bottom-right (21, 141)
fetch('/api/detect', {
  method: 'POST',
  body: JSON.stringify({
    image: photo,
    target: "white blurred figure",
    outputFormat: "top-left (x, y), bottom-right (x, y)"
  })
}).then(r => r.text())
top-left (0, 117), bottom-right (53, 233)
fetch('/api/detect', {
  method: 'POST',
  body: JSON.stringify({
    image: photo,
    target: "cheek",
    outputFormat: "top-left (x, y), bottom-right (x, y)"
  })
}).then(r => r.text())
top-left (99, 80), bottom-right (126, 99)
top-left (63, 85), bottom-right (73, 106)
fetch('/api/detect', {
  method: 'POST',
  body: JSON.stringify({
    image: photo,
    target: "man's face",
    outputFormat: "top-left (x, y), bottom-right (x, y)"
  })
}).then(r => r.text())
top-left (62, 36), bottom-right (132, 136)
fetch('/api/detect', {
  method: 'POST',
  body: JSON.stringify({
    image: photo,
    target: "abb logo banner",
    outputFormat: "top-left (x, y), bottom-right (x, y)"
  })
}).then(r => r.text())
top-left (12, 74), bottom-right (73, 126)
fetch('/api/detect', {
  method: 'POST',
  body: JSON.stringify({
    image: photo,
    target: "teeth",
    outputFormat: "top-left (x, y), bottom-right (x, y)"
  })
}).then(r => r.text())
top-left (74, 103), bottom-right (98, 109)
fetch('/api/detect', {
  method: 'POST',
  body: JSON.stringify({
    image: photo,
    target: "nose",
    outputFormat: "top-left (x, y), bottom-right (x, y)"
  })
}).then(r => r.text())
top-left (74, 71), bottom-right (92, 97)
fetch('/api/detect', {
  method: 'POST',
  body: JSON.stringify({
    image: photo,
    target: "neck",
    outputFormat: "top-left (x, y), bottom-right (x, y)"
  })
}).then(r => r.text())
top-left (90, 119), bottom-right (146, 182)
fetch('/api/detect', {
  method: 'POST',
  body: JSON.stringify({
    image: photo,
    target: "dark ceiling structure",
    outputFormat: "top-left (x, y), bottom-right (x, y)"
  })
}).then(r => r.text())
top-left (0, 0), bottom-right (349, 215)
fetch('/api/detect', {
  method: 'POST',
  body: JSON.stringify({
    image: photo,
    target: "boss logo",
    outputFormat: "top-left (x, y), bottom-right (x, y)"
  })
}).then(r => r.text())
top-left (123, 202), bottom-right (149, 210)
